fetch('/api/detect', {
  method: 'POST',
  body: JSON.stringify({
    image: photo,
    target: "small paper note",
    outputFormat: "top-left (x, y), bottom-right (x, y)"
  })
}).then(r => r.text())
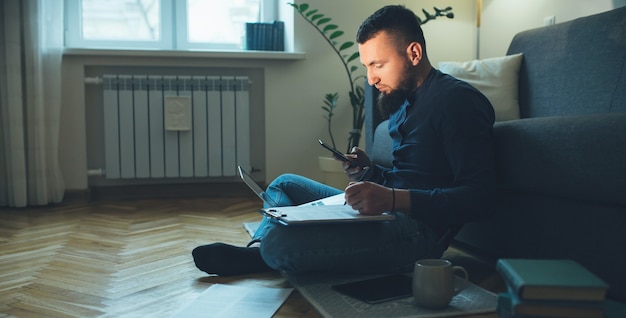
top-left (164, 96), bottom-right (191, 131)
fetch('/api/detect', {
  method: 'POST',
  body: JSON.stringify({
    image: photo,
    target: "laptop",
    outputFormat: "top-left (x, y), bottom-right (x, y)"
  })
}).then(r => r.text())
top-left (237, 165), bottom-right (345, 207)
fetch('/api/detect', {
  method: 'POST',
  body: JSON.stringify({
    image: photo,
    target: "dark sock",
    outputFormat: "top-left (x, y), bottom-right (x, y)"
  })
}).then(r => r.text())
top-left (192, 243), bottom-right (273, 276)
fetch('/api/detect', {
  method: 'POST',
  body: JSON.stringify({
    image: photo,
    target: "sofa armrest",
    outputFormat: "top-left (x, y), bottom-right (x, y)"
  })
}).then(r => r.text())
top-left (494, 112), bottom-right (626, 206)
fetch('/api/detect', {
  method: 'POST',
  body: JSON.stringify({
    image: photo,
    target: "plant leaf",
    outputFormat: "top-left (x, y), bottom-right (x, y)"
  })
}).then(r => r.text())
top-left (317, 17), bottom-right (331, 26)
top-left (305, 9), bottom-right (318, 17)
top-left (323, 24), bottom-right (338, 32)
top-left (347, 52), bottom-right (360, 63)
top-left (350, 65), bottom-right (359, 73)
top-left (338, 41), bottom-right (353, 51)
top-left (298, 3), bottom-right (309, 12)
top-left (329, 30), bottom-right (344, 40)
top-left (311, 14), bottom-right (323, 22)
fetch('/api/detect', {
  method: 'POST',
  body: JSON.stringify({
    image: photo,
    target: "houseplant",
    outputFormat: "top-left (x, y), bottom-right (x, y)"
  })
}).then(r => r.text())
top-left (290, 3), bottom-right (454, 153)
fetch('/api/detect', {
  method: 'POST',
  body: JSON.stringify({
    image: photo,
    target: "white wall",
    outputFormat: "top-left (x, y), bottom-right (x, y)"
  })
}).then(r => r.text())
top-left (479, 0), bottom-right (624, 58)
top-left (59, 0), bottom-right (624, 191)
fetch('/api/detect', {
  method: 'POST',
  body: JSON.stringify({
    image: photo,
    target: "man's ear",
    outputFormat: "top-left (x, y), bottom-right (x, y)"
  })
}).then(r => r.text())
top-left (406, 42), bottom-right (422, 66)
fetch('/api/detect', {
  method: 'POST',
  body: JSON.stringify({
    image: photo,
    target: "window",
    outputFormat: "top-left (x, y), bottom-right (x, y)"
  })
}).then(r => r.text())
top-left (65, 0), bottom-right (277, 50)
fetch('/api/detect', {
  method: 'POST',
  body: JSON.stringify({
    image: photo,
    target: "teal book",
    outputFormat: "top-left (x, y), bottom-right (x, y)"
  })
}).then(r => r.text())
top-left (272, 21), bottom-right (284, 51)
top-left (497, 291), bottom-right (604, 318)
top-left (496, 259), bottom-right (609, 301)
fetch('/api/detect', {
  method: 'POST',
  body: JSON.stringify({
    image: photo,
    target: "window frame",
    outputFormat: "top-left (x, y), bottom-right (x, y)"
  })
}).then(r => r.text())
top-left (64, 0), bottom-right (278, 51)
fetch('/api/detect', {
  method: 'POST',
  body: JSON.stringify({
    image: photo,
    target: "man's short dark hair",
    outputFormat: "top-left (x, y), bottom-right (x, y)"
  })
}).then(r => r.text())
top-left (356, 5), bottom-right (426, 54)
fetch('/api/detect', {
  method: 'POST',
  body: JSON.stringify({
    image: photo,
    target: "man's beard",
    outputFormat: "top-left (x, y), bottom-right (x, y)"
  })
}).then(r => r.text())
top-left (377, 62), bottom-right (419, 119)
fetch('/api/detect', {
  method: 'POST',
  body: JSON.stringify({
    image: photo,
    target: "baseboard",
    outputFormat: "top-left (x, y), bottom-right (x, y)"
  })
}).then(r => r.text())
top-left (62, 189), bottom-right (92, 203)
top-left (88, 182), bottom-right (255, 201)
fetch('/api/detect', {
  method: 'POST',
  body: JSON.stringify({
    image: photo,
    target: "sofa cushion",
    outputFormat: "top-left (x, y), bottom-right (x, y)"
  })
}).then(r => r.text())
top-left (506, 6), bottom-right (626, 118)
top-left (370, 120), bottom-right (392, 168)
top-left (438, 53), bottom-right (523, 122)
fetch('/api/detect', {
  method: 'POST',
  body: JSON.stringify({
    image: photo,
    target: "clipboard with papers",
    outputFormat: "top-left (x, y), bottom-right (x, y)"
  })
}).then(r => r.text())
top-left (238, 165), bottom-right (395, 226)
top-left (261, 205), bottom-right (395, 226)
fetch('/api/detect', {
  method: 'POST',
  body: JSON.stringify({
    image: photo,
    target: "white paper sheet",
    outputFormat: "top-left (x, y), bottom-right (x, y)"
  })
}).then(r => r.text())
top-left (173, 284), bottom-right (293, 318)
top-left (262, 204), bottom-right (395, 225)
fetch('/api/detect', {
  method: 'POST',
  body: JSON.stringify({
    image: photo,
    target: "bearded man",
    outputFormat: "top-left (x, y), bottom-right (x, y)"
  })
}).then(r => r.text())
top-left (192, 5), bottom-right (496, 276)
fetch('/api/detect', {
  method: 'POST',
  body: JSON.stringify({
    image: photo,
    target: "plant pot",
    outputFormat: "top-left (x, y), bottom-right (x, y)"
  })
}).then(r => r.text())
top-left (318, 156), bottom-right (349, 189)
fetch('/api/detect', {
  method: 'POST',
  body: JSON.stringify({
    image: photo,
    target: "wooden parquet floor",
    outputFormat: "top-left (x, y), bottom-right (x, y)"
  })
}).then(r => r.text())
top-left (0, 196), bottom-right (319, 318)
top-left (0, 196), bottom-right (503, 318)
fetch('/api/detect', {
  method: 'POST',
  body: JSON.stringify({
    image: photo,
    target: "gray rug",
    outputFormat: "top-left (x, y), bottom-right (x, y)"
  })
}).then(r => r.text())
top-left (285, 272), bottom-right (497, 318)
top-left (242, 221), bottom-right (497, 317)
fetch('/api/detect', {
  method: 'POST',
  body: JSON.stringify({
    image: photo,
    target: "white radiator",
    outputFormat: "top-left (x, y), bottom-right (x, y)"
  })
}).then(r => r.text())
top-left (102, 75), bottom-right (250, 179)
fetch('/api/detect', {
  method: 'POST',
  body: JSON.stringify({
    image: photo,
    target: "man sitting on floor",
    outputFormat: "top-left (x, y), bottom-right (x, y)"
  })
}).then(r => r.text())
top-left (192, 5), bottom-right (496, 276)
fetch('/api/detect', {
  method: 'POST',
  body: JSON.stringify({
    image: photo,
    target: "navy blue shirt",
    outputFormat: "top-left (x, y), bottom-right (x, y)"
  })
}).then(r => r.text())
top-left (371, 69), bottom-right (496, 230)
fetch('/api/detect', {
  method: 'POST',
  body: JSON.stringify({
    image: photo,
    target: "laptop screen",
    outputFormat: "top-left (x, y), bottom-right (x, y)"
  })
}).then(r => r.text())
top-left (238, 166), bottom-right (278, 206)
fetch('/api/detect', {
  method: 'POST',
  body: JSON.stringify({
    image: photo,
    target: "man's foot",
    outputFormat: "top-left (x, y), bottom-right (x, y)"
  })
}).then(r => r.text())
top-left (192, 243), bottom-right (273, 276)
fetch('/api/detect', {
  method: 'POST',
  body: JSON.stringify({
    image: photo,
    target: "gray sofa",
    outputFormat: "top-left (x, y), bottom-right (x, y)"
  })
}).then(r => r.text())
top-left (364, 7), bottom-right (626, 300)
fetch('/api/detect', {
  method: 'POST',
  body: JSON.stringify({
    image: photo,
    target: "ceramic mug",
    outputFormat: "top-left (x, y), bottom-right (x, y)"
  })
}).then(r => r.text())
top-left (412, 259), bottom-right (469, 309)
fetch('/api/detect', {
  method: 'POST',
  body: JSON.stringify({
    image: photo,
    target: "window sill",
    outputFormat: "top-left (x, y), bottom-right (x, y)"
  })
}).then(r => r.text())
top-left (63, 48), bottom-right (306, 60)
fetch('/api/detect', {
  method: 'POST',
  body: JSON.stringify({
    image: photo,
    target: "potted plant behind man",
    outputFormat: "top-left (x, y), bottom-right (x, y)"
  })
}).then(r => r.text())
top-left (290, 3), bottom-right (454, 188)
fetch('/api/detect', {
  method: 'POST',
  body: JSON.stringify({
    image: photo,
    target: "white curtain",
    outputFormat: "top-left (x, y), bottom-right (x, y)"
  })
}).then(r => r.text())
top-left (0, 0), bottom-right (65, 207)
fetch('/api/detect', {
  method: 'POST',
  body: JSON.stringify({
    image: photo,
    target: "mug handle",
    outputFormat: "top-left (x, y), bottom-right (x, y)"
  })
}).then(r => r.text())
top-left (452, 266), bottom-right (469, 295)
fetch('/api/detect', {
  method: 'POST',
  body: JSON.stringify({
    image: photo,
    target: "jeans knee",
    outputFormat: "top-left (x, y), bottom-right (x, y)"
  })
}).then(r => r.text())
top-left (268, 173), bottom-right (299, 189)
top-left (258, 227), bottom-right (293, 271)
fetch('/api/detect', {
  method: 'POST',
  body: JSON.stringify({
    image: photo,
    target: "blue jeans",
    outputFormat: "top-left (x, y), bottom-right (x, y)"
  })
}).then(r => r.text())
top-left (253, 174), bottom-right (441, 274)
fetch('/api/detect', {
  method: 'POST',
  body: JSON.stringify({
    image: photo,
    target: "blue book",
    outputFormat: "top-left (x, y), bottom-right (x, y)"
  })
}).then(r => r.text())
top-left (260, 23), bottom-right (270, 50)
top-left (272, 21), bottom-right (284, 51)
top-left (245, 23), bottom-right (262, 50)
top-left (245, 23), bottom-right (255, 50)
top-left (496, 259), bottom-right (609, 302)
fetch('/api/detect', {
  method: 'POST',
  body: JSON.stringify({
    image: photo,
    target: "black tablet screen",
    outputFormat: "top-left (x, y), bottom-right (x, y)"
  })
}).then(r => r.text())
top-left (331, 274), bottom-right (413, 304)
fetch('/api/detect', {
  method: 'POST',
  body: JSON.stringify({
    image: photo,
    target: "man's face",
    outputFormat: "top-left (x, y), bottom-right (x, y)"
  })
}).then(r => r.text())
top-left (359, 31), bottom-right (415, 94)
top-left (359, 31), bottom-right (419, 113)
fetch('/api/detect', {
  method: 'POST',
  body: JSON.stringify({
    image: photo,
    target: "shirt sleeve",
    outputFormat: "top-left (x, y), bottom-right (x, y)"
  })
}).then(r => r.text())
top-left (367, 163), bottom-right (391, 184)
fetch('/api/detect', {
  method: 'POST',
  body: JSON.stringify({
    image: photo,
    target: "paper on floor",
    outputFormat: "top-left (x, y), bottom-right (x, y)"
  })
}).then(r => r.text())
top-left (173, 284), bottom-right (293, 318)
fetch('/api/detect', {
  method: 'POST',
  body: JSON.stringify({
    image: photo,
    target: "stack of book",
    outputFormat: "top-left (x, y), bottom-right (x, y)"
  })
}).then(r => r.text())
top-left (496, 259), bottom-right (609, 318)
top-left (245, 21), bottom-right (285, 51)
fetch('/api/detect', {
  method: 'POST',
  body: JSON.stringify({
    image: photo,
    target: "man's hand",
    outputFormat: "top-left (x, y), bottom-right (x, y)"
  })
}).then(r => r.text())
top-left (343, 147), bottom-right (373, 181)
top-left (344, 181), bottom-right (393, 215)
